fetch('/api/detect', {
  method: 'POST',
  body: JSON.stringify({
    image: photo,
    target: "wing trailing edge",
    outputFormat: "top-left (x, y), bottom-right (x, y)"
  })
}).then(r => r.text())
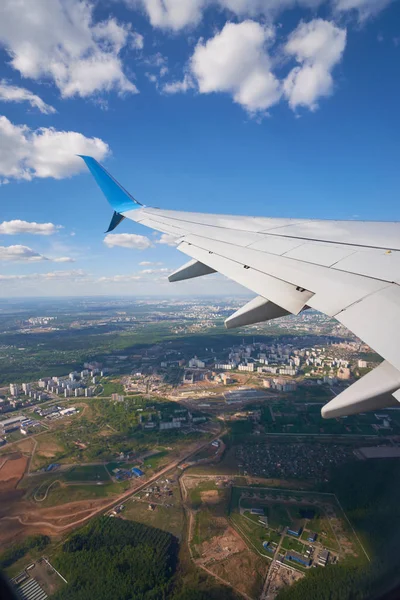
top-left (168, 259), bottom-right (216, 282)
top-left (321, 361), bottom-right (400, 418)
top-left (225, 296), bottom-right (290, 329)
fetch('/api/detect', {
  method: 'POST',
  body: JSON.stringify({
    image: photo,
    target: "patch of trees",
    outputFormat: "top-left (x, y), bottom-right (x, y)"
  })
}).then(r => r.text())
top-left (0, 535), bottom-right (50, 569)
top-left (277, 564), bottom-right (370, 600)
top-left (53, 517), bottom-right (179, 600)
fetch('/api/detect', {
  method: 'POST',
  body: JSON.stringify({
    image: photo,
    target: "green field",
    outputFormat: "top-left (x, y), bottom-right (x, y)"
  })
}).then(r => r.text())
top-left (123, 498), bottom-right (185, 540)
top-left (230, 513), bottom-right (276, 555)
top-left (192, 507), bottom-right (227, 546)
top-left (188, 480), bottom-right (219, 508)
top-left (63, 464), bottom-right (110, 482)
top-left (281, 535), bottom-right (307, 554)
top-left (143, 450), bottom-right (169, 470)
top-left (38, 480), bottom-right (130, 507)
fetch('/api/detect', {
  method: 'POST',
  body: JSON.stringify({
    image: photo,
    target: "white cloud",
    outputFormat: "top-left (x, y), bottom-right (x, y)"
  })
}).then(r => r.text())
top-left (130, 0), bottom-right (393, 30)
top-left (131, 31), bottom-right (145, 49)
top-left (130, 0), bottom-right (205, 30)
top-left (0, 0), bottom-right (138, 98)
top-left (156, 233), bottom-right (180, 246)
top-left (0, 269), bottom-right (86, 281)
top-left (0, 220), bottom-right (61, 235)
top-left (283, 19), bottom-right (346, 110)
top-left (104, 232), bottom-right (153, 249)
top-left (97, 267), bottom-right (168, 283)
top-left (53, 256), bottom-right (75, 263)
top-left (187, 21), bottom-right (281, 113)
top-left (332, 0), bottom-right (393, 20)
top-left (0, 244), bottom-right (75, 263)
top-left (0, 81), bottom-right (56, 114)
top-left (0, 115), bottom-right (109, 180)
top-left (0, 245), bottom-right (48, 262)
top-left (140, 268), bottom-right (169, 274)
top-left (139, 261), bottom-right (163, 266)
top-left (163, 74), bottom-right (195, 94)
top-left (97, 274), bottom-right (143, 283)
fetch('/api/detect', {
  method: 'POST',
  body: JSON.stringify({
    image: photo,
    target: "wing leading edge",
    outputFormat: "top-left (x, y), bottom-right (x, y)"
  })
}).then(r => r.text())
top-left (81, 156), bottom-right (400, 419)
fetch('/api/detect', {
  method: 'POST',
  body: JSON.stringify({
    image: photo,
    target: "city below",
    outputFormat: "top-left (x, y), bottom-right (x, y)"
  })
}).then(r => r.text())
top-left (0, 297), bottom-right (399, 600)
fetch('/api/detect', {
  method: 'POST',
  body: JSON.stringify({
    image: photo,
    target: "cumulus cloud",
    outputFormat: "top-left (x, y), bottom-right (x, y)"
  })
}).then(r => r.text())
top-left (156, 233), bottom-right (180, 246)
top-left (104, 232), bottom-right (153, 249)
top-left (0, 115), bottom-right (109, 180)
top-left (0, 244), bottom-right (75, 263)
top-left (129, 0), bottom-right (394, 29)
top-left (0, 245), bottom-right (48, 262)
top-left (140, 268), bottom-right (169, 274)
top-left (166, 21), bottom-right (281, 114)
top-left (283, 19), bottom-right (346, 110)
top-left (0, 0), bottom-right (138, 98)
top-left (128, 0), bottom-right (205, 30)
top-left (0, 220), bottom-right (62, 235)
top-left (0, 81), bottom-right (56, 114)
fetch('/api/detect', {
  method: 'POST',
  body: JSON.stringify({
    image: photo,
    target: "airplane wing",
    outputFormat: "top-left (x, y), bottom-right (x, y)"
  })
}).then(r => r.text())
top-left (80, 156), bottom-right (400, 419)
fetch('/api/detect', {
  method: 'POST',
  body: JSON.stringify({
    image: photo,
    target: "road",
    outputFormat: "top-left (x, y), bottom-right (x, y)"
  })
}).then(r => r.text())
top-left (2, 430), bottom-right (224, 535)
top-left (260, 529), bottom-right (287, 600)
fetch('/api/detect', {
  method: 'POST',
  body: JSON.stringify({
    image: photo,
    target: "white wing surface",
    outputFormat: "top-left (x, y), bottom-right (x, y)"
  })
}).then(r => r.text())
top-left (80, 156), bottom-right (400, 419)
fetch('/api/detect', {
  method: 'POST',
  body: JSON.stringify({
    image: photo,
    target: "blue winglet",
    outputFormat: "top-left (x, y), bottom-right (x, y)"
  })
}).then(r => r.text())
top-left (78, 155), bottom-right (142, 213)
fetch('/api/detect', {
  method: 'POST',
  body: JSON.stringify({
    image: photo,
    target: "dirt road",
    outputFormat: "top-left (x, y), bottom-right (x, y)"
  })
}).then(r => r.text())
top-left (0, 430), bottom-right (223, 544)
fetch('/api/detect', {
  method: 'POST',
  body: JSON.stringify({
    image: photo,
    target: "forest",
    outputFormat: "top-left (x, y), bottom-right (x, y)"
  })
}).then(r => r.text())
top-left (51, 516), bottom-right (240, 600)
top-left (53, 517), bottom-right (179, 600)
top-left (0, 535), bottom-right (49, 569)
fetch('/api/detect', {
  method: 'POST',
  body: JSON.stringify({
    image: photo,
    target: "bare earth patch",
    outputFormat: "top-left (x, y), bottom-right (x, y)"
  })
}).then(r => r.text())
top-left (208, 549), bottom-right (267, 599)
top-left (0, 454), bottom-right (28, 491)
top-left (199, 524), bottom-right (247, 564)
top-left (200, 489), bottom-right (220, 504)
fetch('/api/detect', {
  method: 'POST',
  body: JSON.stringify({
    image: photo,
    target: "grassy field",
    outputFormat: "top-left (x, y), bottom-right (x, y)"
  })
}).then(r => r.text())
top-left (192, 507), bottom-right (227, 546)
top-left (143, 450), bottom-right (169, 470)
top-left (100, 379), bottom-right (125, 396)
top-left (188, 479), bottom-right (219, 509)
top-left (63, 464), bottom-right (110, 482)
top-left (123, 498), bottom-right (185, 539)
top-left (123, 473), bottom-right (185, 539)
top-left (188, 446), bottom-right (239, 475)
top-left (30, 432), bottom-right (66, 470)
top-left (281, 535), bottom-right (307, 554)
top-left (37, 480), bottom-right (130, 507)
top-left (230, 513), bottom-right (274, 555)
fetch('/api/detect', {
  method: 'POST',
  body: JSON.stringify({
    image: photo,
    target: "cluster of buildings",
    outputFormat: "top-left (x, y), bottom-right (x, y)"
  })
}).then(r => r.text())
top-left (2, 383), bottom-right (48, 413)
top-left (34, 405), bottom-right (78, 420)
top-left (263, 378), bottom-right (297, 392)
top-left (0, 414), bottom-right (41, 438)
top-left (37, 366), bottom-right (102, 398)
top-left (3, 362), bottom-right (105, 416)
top-left (179, 339), bottom-right (367, 388)
top-left (112, 466), bottom-right (144, 481)
top-left (26, 316), bottom-right (56, 325)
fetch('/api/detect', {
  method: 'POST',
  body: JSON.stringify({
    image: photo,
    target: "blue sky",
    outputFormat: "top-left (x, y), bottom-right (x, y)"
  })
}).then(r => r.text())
top-left (0, 0), bottom-right (399, 297)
